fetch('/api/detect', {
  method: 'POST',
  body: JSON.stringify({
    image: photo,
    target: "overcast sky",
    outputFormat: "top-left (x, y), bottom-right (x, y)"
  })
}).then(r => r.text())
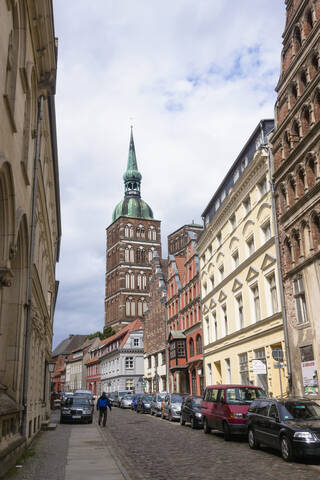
top-left (52, 0), bottom-right (285, 348)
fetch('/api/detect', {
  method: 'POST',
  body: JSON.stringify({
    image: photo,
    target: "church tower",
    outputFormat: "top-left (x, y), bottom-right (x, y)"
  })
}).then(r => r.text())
top-left (105, 128), bottom-right (161, 329)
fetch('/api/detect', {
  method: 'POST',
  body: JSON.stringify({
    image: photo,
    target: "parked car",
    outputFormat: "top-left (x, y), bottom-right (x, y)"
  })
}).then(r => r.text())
top-left (246, 397), bottom-right (320, 462)
top-left (107, 392), bottom-right (117, 406)
top-left (60, 395), bottom-right (93, 424)
top-left (113, 390), bottom-right (133, 407)
top-left (180, 395), bottom-right (203, 429)
top-left (150, 393), bottom-right (167, 417)
top-left (202, 384), bottom-right (266, 440)
top-left (74, 390), bottom-right (94, 412)
top-left (131, 393), bottom-right (144, 411)
top-left (136, 394), bottom-right (152, 414)
top-left (60, 392), bottom-right (74, 406)
top-left (162, 393), bottom-right (184, 421)
top-left (120, 395), bottom-right (133, 409)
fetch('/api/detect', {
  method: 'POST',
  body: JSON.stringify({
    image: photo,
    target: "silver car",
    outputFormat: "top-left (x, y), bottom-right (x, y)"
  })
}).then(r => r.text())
top-left (120, 395), bottom-right (133, 409)
top-left (151, 392), bottom-right (167, 417)
top-left (162, 393), bottom-right (184, 421)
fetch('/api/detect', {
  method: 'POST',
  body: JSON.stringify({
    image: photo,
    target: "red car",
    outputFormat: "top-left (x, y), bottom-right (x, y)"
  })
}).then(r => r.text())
top-left (201, 384), bottom-right (266, 440)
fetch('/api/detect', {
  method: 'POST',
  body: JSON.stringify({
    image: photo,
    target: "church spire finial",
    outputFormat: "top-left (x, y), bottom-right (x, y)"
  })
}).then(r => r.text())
top-left (123, 127), bottom-right (142, 197)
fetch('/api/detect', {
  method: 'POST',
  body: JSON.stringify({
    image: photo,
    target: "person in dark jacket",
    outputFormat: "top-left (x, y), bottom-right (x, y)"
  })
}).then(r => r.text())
top-left (97, 392), bottom-right (112, 426)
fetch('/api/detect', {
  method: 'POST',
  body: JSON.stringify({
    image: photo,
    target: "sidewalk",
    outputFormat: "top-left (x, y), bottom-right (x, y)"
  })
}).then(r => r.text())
top-left (65, 424), bottom-right (127, 480)
top-left (3, 411), bottom-right (130, 480)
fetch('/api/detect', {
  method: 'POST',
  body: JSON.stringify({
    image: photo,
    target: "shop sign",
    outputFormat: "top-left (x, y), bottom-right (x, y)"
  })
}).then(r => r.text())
top-left (252, 359), bottom-right (267, 375)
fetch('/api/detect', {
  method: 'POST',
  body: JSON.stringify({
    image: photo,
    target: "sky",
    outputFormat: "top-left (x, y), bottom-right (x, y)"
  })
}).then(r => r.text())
top-left (52, 0), bottom-right (286, 348)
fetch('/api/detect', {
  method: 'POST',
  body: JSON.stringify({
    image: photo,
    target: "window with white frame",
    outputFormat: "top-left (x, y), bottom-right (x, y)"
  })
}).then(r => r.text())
top-left (222, 304), bottom-right (228, 336)
top-left (262, 220), bottom-right (271, 242)
top-left (236, 294), bottom-right (244, 329)
top-left (219, 264), bottom-right (224, 281)
top-left (125, 357), bottom-right (134, 369)
top-left (258, 176), bottom-right (268, 197)
top-left (225, 358), bottom-right (231, 383)
top-left (230, 213), bottom-right (236, 230)
top-left (246, 236), bottom-right (255, 255)
top-left (251, 284), bottom-right (261, 322)
top-left (232, 250), bottom-right (239, 268)
top-left (239, 352), bottom-right (249, 384)
top-left (205, 317), bottom-right (210, 345)
top-left (213, 311), bottom-right (218, 341)
top-left (267, 273), bottom-right (278, 314)
top-left (243, 196), bottom-right (251, 215)
top-left (207, 363), bottom-right (212, 385)
top-left (293, 275), bottom-right (308, 324)
top-left (125, 378), bottom-right (134, 390)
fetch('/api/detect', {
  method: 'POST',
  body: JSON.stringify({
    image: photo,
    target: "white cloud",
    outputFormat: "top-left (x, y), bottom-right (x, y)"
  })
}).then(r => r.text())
top-left (52, 0), bottom-right (285, 346)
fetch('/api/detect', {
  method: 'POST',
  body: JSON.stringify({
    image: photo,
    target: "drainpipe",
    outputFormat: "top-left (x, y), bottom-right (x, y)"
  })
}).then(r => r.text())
top-left (161, 293), bottom-right (169, 392)
top-left (22, 95), bottom-right (44, 435)
top-left (265, 142), bottom-right (292, 395)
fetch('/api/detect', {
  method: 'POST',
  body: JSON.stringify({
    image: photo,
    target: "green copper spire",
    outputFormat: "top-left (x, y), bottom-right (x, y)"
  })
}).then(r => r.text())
top-left (112, 128), bottom-right (154, 222)
top-left (123, 127), bottom-right (142, 197)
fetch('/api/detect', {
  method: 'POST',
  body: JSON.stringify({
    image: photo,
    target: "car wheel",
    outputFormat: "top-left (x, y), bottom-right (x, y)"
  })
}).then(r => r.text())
top-left (248, 428), bottom-right (259, 449)
top-left (191, 417), bottom-right (196, 429)
top-left (180, 415), bottom-right (185, 426)
top-left (281, 436), bottom-right (294, 462)
top-left (223, 422), bottom-right (232, 441)
top-left (203, 418), bottom-right (211, 434)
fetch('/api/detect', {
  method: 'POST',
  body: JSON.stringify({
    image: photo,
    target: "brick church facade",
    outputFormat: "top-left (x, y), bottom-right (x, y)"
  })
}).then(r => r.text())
top-left (272, 0), bottom-right (320, 396)
top-left (105, 129), bottom-right (161, 329)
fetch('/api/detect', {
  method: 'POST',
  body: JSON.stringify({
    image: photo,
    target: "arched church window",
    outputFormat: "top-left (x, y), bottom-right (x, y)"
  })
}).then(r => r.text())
top-left (137, 273), bottom-right (142, 289)
top-left (130, 272), bottom-right (135, 289)
top-left (138, 300), bottom-right (143, 316)
top-left (125, 273), bottom-right (130, 288)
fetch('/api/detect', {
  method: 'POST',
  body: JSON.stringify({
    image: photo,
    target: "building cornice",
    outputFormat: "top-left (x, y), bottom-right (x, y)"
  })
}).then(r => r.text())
top-left (197, 152), bottom-right (268, 253)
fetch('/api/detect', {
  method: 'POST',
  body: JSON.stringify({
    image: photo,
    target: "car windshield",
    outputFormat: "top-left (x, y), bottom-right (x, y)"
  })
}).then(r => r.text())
top-left (68, 397), bottom-right (90, 406)
top-left (156, 394), bottom-right (165, 401)
top-left (226, 387), bottom-right (266, 404)
top-left (171, 395), bottom-right (183, 403)
top-left (143, 395), bottom-right (152, 401)
top-left (281, 401), bottom-right (320, 421)
top-left (191, 397), bottom-right (202, 407)
top-left (123, 396), bottom-right (132, 400)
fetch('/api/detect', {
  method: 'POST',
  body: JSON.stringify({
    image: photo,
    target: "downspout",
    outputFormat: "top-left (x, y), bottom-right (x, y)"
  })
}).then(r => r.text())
top-left (22, 95), bottom-right (44, 435)
top-left (266, 143), bottom-right (292, 394)
top-left (161, 293), bottom-right (169, 393)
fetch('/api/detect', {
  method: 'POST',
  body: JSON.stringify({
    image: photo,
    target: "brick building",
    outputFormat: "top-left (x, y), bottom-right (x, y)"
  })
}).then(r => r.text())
top-left (271, 0), bottom-right (320, 396)
top-left (105, 128), bottom-right (161, 329)
top-left (144, 253), bottom-right (168, 393)
top-left (168, 223), bottom-right (203, 256)
top-left (167, 228), bottom-right (204, 395)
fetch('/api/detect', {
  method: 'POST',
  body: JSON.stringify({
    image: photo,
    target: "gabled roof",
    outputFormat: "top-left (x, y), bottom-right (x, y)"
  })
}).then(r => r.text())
top-left (175, 256), bottom-right (185, 284)
top-left (99, 318), bottom-right (144, 357)
top-left (52, 334), bottom-right (88, 357)
top-left (168, 330), bottom-right (186, 341)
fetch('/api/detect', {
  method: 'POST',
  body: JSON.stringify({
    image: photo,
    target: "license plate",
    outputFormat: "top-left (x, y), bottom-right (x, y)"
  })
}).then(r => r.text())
top-left (72, 415), bottom-right (81, 419)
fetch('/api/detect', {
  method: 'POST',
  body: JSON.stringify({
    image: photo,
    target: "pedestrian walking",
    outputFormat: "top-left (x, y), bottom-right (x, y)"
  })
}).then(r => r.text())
top-left (97, 392), bottom-right (112, 427)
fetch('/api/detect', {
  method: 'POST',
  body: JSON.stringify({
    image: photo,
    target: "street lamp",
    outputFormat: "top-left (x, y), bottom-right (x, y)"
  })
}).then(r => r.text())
top-left (48, 361), bottom-right (55, 373)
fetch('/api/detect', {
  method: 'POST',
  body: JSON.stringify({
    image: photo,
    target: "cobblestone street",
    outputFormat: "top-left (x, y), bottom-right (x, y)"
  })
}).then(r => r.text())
top-left (102, 407), bottom-right (320, 480)
top-left (4, 408), bottom-right (320, 480)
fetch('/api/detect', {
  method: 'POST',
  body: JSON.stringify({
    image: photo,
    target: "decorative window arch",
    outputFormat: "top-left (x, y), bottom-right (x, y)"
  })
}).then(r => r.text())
top-left (148, 226), bottom-right (156, 241)
top-left (148, 247), bottom-right (155, 263)
top-left (196, 334), bottom-right (202, 355)
top-left (126, 297), bottom-right (135, 316)
top-left (189, 338), bottom-right (194, 357)
top-left (125, 223), bottom-right (134, 238)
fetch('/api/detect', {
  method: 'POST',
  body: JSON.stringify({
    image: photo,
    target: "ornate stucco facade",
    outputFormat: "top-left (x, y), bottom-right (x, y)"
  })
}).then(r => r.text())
top-left (0, 0), bottom-right (61, 475)
top-left (198, 121), bottom-right (289, 397)
top-left (271, 0), bottom-right (320, 397)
